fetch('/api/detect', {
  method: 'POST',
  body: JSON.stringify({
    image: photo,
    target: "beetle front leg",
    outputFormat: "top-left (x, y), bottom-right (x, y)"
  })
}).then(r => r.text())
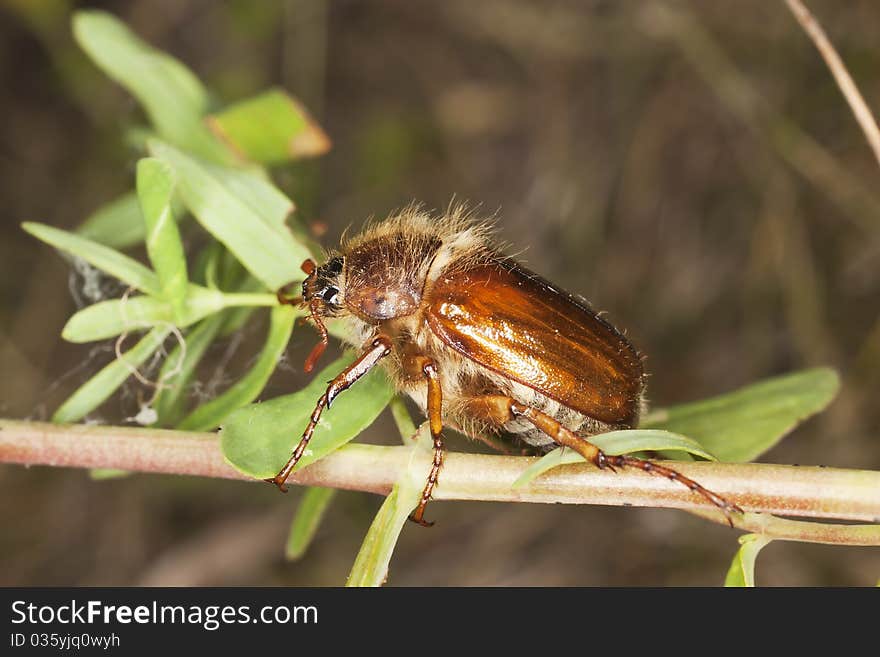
top-left (466, 395), bottom-right (743, 526)
top-left (265, 335), bottom-right (392, 492)
top-left (406, 356), bottom-right (445, 527)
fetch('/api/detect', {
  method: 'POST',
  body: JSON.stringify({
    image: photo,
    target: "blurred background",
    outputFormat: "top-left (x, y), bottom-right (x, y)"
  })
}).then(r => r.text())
top-left (1, 0), bottom-right (879, 586)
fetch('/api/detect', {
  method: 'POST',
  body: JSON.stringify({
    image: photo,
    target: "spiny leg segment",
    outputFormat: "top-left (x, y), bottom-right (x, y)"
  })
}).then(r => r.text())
top-left (408, 357), bottom-right (445, 527)
top-left (467, 395), bottom-right (743, 526)
top-left (265, 335), bottom-right (392, 492)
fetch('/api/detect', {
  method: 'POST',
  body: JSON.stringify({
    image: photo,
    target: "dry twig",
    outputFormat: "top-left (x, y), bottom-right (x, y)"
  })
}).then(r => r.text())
top-left (783, 0), bottom-right (880, 168)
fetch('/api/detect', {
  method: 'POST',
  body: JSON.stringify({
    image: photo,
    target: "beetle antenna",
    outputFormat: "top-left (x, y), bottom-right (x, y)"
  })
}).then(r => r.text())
top-left (301, 258), bottom-right (317, 275)
top-left (303, 299), bottom-right (329, 373)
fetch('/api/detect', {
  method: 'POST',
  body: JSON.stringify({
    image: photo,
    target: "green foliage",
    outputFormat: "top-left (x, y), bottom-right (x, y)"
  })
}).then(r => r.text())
top-left (136, 158), bottom-right (188, 322)
top-left (60, 285), bottom-right (228, 343)
top-left (207, 88), bottom-right (331, 164)
top-left (346, 425), bottom-right (435, 586)
top-left (220, 354), bottom-right (395, 479)
top-left (346, 483), bottom-right (421, 587)
top-left (72, 10), bottom-right (228, 162)
top-left (152, 315), bottom-right (226, 427)
top-left (147, 139), bottom-right (307, 290)
top-left (28, 10), bottom-right (334, 453)
top-left (642, 368), bottom-right (840, 462)
top-left (177, 305), bottom-right (297, 431)
top-left (286, 487), bottom-right (338, 561)
top-left (52, 327), bottom-right (172, 424)
top-left (515, 372), bottom-right (839, 494)
top-left (725, 534), bottom-right (773, 587)
top-left (77, 192), bottom-right (150, 249)
top-left (22, 222), bottom-right (162, 296)
top-left (512, 430), bottom-right (716, 489)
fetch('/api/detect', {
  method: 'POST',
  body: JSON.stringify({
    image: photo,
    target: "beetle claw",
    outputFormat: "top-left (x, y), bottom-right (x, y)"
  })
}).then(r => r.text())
top-left (263, 476), bottom-right (289, 493)
top-left (595, 452), bottom-right (616, 473)
top-left (408, 513), bottom-right (435, 527)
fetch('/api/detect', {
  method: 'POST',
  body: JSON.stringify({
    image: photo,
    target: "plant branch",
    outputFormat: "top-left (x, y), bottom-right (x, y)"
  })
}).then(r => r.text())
top-left (2, 419), bottom-right (879, 545)
top-left (783, 0), bottom-right (880, 169)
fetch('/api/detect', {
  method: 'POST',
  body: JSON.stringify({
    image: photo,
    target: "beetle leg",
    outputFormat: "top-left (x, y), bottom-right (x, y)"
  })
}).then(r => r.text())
top-left (265, 335), bottom-right (392, 492)
top-left (466, 395), bottom-right (743, 527)
top-left (407, 357), bottom-right (445, 527)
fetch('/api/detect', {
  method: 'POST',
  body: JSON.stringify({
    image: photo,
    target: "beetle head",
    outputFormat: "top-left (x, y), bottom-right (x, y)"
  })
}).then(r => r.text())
top-left (301, 255), bottom-right (344, 313)
top-left (298, 256), bottom-right (345, 373)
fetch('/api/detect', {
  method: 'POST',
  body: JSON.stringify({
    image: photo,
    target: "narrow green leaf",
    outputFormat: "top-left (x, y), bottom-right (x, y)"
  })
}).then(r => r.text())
top-left (724, 534), bottom-right (773, 587)
top-left (148, 139), bottom-right (307, 290)
top-left (217, 247), bottom-right (250, 290)
top-left (286, 487), bottom-right (338, 561)
top-left (346, 428), bottom-right (433, 587)
top-left (512, 429), bottom-right (717, 489)
top-left (52, 326), bottom-right (171, 423)
top-left (207, 162), bottom-right (295, 230)
top-left (153, 314), bottom-right (226, 427)
top-left (642, 368), bottom-right (841, 462)
top-left (177, 305), bottom-right (296, 431)
top-left (76, 192), bottom-right (145, 249)
top-left (77, 191), bottom-right (187, 250)
top-left (137, 158), bottom-right (188, 321)
top-left (220, 353), bottom-right (395, 479)
top-left (61, 285), bottom-right (226, 343)
top-left (23, 222), bottom-right (160, 296)
top-left (389, 396), bottom-right (418, 444)
top-left (345, 482), bottom-right (420, 587)
top-left (72, 10), bottom-right (229, 162)
top-left (216, 274), bottom-right (263, 337)
top-left (207, 88), bottom-right (331, 164)
top-left (191, 240), bottom-right (225, 289)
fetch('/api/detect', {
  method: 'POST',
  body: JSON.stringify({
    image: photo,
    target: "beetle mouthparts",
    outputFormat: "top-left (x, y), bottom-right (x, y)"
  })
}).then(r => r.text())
top-left (303, 298), bottom-right (329, 373)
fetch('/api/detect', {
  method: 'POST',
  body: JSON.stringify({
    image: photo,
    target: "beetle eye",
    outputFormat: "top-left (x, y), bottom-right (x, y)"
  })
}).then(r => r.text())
top-left (323, 286), bottom-right (340, 306)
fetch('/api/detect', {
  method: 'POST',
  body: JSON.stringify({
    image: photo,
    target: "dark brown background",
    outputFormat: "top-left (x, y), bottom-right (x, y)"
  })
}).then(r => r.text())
top-left (1, 0), bottom-right (878, 585)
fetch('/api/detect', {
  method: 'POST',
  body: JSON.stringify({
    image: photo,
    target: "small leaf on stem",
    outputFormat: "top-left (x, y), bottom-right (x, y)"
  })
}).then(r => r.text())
top-left (724, 534), bottom-right (772, 587)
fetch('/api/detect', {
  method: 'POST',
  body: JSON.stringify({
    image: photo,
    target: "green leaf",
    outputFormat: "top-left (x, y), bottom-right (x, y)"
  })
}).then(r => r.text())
top-left (52, 326), bottom-right (172, 423)
top-left (177, 305), bottom-right (296, 431)
top-left (345, 482), bottom-right (421, 587)
top-left (148, 139), bottom-right (307, 290)
top-left (72, 10), bottom-right (230, 162)
top-left (61, 285), bottom-right (226, 343)
top-left (207, 88), bottom-right (331, 164)
top-left (23, 222), bottom-right (160, 296)
top-left (389, 396), bottom-right (418, 444)
top-left (346, 427), bottom-right (434, 587)
top-left (76, 192), bottom-right (145, 249)
top-left (286, 486), bottom-right (338, 561)
top-left (512, 429), bottom-right (717, 489)
top-left (207, 163), bottom-right (295, 231)
top-left (220, 353), bottom-right (395, 479)
top-left (77, 191), bottom-right (187, 250)
top-left (137, 158), bottom-right (188, 321)
top-left (642, 368), bottom-right (841, 462)
top-left (153, 314), bottom-right (226, 426)
top-left (724, 534), bottom-right (772, 587)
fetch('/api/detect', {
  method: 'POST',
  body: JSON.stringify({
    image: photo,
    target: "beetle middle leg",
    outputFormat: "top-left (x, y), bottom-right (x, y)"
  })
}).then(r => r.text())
top-left (265, 335), bottom-right (392, 492)
top-left (466, 395), bottom-right (743, 526)
top-left (405, 356), bottom-right (445, 527)
top-left (397, 345), bottom-right (445, 526)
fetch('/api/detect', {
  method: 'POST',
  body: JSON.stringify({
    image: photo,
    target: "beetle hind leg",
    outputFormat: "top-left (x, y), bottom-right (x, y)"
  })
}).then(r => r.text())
top-left (465, 395), bottom-right (743, 526)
